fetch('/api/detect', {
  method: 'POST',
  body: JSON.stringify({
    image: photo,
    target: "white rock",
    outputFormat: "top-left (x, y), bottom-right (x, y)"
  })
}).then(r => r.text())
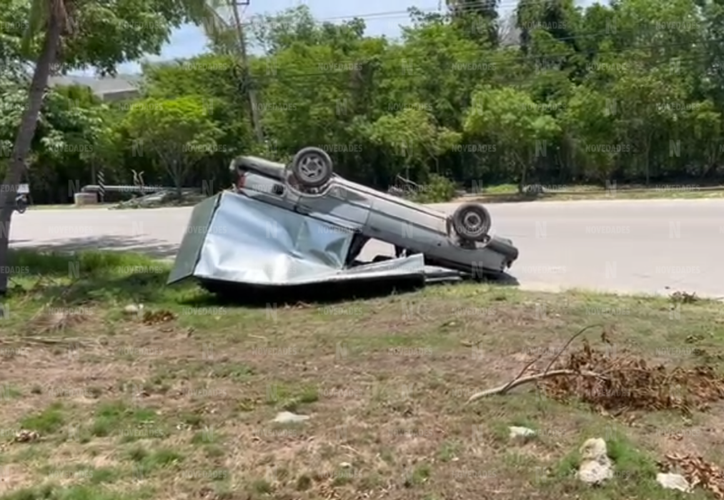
top-left (576, 438), bottom-right (613, 485)
top-left (509, 426), bottom-right (536, 439)
top-left (123, 304), bottom-right (144, 314)
top-left (272, 411), bottom-right (310, 424)
top-left (656, 472), bottom-right (691, 492)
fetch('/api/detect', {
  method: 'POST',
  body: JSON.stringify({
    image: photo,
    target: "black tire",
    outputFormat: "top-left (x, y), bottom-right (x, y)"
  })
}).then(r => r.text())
top-left (291, 147), bottom-right (333, 188)
top-left (451, 203), bottom-right (491, 242)
top-left (486, 237), bottom-right (519, 262)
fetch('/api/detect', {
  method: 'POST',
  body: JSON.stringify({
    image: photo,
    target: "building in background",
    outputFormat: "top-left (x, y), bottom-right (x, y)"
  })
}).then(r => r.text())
top-left (48, 74), bottom-right (141, 102)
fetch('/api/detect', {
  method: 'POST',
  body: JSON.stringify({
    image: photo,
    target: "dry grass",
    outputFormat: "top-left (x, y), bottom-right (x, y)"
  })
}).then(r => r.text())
top-left (1, 249), bottom-right (723, 499)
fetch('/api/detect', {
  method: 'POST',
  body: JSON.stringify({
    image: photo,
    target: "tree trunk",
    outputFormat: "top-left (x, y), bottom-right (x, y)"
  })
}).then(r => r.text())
top-left (173, 161), bottom-right (183, 198)
top-left (0, 10), bottom-right (63, 295)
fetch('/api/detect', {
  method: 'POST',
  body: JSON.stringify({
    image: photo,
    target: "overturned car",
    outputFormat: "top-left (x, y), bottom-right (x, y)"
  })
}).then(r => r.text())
top-left (167, 147), bottom-right (518, 295)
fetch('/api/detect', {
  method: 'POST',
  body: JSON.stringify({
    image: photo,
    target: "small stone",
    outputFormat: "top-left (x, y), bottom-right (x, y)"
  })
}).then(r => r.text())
top-left (340, 462), bottom-right (352, 469)
top-left (123, 304), bottom-right (143, 314)
top-left (14, 430), bottom-right (39, 443)
top-left (656, 472), bottom-right (691, 492)
top-left (509, 426), bottom-right (536, 439)
top-left (272, 411), bottom-right (309, 424)
top-left (577, 438), bottom-right (613, 485)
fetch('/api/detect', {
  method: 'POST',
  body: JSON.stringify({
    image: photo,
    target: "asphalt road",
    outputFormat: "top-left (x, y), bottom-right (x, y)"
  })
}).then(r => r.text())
top-left (9, 198), bottom-right (724, 298)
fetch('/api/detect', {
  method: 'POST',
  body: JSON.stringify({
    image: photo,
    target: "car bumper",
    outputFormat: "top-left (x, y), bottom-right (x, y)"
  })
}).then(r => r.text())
top-left (486, 235), bottom-right (519, 265)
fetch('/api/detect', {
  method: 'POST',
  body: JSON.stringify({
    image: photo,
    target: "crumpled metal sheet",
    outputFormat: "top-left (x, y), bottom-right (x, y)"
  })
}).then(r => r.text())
top-left (168, 191), bottom-right (460, 287)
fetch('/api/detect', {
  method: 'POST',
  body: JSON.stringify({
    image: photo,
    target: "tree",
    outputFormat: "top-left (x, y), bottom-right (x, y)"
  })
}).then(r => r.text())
top-left (562, 85), bottom-right (618, 183)
top-left (465, 85), bottom-right (559, 191)
top-left (365, 107), bottom-right (461, 181)
top-left (0, 0), bottom-right (229, 294)
top-left (31, 84), bottom-right (110, 200)
top-left (122, 97), bottom-right (222, 196)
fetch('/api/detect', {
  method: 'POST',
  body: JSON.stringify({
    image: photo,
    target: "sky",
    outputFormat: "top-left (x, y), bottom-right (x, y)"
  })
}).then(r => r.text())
top-left (112, 0), bottom-right (542, 75)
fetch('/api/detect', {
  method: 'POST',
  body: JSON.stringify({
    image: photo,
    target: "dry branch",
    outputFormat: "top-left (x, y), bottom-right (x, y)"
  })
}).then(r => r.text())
top-left (468, 323), bottom-right (724, 414)
top-left (468, 370), bottom-right (608, 402)
top-left (467, 324), bottom-right (606, 404)
top-left (0, 337), bottom-right (93, 347)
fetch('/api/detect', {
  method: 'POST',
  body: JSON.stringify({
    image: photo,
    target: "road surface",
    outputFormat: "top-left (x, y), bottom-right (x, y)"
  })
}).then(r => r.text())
top-left (9, 198), bottom-right (724, 298)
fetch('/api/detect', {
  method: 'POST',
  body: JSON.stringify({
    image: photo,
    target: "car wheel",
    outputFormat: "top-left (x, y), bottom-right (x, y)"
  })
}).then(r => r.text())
top-left (291, 147), bottom-right (333, 188)
top-left (451, 203), bottom-right (491, 242)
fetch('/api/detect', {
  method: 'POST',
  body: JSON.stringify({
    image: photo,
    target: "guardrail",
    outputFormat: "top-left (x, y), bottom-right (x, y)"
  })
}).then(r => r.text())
top-left (81, 185), bottom-right (165, 193)
top-left (80, 185), bottom-right (201, 194)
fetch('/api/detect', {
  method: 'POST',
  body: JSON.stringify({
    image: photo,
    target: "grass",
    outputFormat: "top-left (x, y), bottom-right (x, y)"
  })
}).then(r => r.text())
top-left (0, 248), bottom-right (722, 499)
top-left (462, 182), bottom-right (724, 203)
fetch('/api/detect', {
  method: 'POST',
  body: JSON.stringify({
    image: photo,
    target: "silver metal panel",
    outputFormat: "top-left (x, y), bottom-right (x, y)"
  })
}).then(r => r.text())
top-left (294, 184), bottom-right (372, 231)
top-left (190, 191), bottom-right (428, 286)
top-left (167, 194), bottom-right (220, 285)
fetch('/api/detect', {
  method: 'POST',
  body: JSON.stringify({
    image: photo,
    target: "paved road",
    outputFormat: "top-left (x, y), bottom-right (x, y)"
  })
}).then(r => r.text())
top-left (9, 198), bottom-right (724, 297)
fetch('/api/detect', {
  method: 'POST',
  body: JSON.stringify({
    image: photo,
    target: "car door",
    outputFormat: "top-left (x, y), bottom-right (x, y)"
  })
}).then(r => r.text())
top-left (365, 195), bottom-right (448, 253)
top-left (293, 180), bottom-right (372, 232)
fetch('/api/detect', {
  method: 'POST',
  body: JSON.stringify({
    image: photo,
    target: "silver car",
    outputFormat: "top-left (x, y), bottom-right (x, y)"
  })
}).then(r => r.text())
top-left (230, 147), bottom-right (518, 276)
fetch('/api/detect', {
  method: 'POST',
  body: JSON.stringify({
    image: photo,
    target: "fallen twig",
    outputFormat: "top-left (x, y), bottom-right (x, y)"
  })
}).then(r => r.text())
top-left (460, 339), bottom-right (484, 348)
top-left (467, 324), bottom-right (606, 404)
top-left (0, 337), bottom-right (93, 347)
top-left (543, 324), bottom-right (604, 375)
top-left (467, 369), bottom-right (608, 403)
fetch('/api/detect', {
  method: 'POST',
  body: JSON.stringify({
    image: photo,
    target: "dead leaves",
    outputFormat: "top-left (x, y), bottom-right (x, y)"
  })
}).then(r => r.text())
top-left (539, 341), bottom-right (724, 414)
top-left (670, 291), bottom-right (699, 304)
top-left (142, 309), bottom-right (176, 326)
top-left (13, 430), bottom-right (39, 443)
top-left (663, 453), bottom-right (724, 499)
top-left (468, 323), bottom-right (724, 415)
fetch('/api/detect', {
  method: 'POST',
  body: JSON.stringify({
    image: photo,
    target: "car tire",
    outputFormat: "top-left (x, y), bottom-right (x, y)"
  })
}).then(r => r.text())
top-left (451, 203), bottom-right (491, 242)
top-left (486, 237), bottom-right (519, 262)
top-left (291, 147), bottom-right (333, 188)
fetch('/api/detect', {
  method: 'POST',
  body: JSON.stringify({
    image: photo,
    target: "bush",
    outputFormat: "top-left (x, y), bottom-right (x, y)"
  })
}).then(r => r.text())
top-left (412, 174), bottom-right (457, 203)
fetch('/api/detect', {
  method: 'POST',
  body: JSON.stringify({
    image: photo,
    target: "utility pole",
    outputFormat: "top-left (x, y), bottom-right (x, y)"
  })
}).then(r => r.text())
top-left (229, 0), bottom-right (264, 143)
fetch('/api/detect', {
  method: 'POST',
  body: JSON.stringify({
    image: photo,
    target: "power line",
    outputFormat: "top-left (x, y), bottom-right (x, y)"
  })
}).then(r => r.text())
top-left (240, 1), bottom-right (563, 26)
top-left (239, 1), bottom-right (701, 28)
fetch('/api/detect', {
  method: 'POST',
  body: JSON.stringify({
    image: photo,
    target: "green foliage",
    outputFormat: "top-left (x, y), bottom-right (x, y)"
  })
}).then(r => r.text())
top-left (413, 174), bottom-right (458, 203)
top-left (121, 96), bottom-right (222, 192)
top-left (4, 0), bottom-right (724, 204)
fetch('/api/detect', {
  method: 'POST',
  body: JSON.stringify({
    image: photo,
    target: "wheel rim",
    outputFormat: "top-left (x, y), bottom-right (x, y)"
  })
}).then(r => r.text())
top-left (463, 212), bottom-right (483, 232)
top-left (298, 154), bottom-right (326, 182)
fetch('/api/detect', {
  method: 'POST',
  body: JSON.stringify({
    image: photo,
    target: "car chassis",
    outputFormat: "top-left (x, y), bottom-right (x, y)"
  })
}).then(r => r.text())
top-left (230, 147), bottom-right (518, 277)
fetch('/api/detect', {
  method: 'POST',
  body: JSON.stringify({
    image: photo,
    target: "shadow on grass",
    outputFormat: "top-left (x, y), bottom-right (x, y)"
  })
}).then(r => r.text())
top-left (183, 271), bottom-right (518, 307)
top-left (5, 248), bottom-right (175, 304)
top-left (183, 277), bottom-right (426, 307)
top-left (11, 235), bottom-right (179, 258)
top-left (5, 248), bottom-right (518, 308)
